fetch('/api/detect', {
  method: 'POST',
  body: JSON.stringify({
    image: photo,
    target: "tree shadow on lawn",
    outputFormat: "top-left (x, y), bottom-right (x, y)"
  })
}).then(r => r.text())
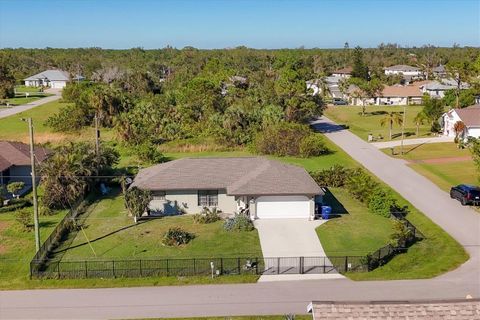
top-left (53, 219), bottom-right (155, 255)
top-left (391, 132), bottom-right (416, 139)
top-left (361, 111), bottom-right (388, 116)
top-left (322, 188), bottom-right (349, 217)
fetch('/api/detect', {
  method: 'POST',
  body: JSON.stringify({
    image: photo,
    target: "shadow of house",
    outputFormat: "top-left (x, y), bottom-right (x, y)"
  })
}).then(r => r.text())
top-left (321, 188), bottom-right (349, 216)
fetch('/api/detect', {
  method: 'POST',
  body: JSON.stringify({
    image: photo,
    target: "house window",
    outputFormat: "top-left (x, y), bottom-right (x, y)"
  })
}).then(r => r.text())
top-left (198, 190), bottom-right (218, 207)
top-left (152, 191), bottom-right (166, 201)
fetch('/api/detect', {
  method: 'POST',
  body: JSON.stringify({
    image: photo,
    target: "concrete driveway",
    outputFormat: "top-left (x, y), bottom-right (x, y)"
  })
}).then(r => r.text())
top-left (254, 219), bottom-right (327, 257)
top-left (0, 90), bottom-right (61, 119)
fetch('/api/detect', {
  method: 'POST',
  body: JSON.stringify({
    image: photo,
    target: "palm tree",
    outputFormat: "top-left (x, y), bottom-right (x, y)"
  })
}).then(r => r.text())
top-left (413, 112), bottom-right (427, 137)
top-left (380, 112), bottom-right (403, 140)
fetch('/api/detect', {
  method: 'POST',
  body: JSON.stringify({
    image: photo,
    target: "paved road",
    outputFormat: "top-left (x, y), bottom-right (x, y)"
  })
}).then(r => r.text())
top-left (371, 136), bottom-right (454, 149)
top-left (0, 91), bottom-right (61, 119)
top-left (1, 116), bottom-right (479, 319)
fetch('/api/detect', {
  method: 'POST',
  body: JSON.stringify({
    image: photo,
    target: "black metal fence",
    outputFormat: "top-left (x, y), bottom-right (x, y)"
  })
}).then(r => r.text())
top-left (30, 255), bottom-right (367, 279)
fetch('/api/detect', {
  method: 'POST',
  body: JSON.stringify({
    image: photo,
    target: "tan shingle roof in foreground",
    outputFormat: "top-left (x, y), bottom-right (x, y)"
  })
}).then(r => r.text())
top-left (309, 299), bottom-right (480, 320)
top-left (132, 157), bottom-right (323, 196)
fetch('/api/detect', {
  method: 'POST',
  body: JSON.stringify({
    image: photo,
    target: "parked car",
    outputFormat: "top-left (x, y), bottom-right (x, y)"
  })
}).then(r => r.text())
top-left (450, 184), bottom-right (480, 206)
top-left (332, 98), bottom-right (348, 105)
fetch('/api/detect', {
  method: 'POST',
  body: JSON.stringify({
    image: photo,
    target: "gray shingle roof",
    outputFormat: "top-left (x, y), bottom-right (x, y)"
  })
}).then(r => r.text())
top-left (24, 69), bottom-right (70, 81)
top-left (310, 299), bottom-right (480, 320)
top-left (131, 157), bottom-right (323, 196)
top-left (454, 104), bottom-right (480, 127)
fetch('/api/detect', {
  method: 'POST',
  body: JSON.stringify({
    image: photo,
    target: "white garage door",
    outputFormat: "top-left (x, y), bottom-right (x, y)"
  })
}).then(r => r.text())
top-left (51, 81), bottom-right (66, 89)
top-left (256, 195), bottom-right (311, 219)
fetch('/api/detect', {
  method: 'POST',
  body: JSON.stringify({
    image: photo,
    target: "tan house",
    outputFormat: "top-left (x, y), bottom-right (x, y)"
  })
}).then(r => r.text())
top-left (131, 157), bottom-right (323, 220)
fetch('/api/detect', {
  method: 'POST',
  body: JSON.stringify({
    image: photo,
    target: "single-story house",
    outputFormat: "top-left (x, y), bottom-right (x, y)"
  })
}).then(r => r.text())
top-left (347, 84), bottom-right (423, 106)
top-left (384, 64), bottom-right (423, 83)
top-left (420, 79), bottom-right (468, 99)
top-left (131, 157), bottom-right (324, 220)
top-left (432, 64), bottom-right (447, 78)
top-left (24, 69), bottom-right (82, 89)
top-left (377, 84), bottom-right (423, 105)
top-left (442, 104), bottom-right (480, 139)
top-left (306, 79), bottom-right (322, 96)
top-left (0, 141), bottom-right (50, 194)
top-left (331, 66), bottom-right (352, 78)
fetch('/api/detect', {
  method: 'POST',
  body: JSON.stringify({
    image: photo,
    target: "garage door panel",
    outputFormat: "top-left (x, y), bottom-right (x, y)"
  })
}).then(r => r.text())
top-left (256, 196), bottom-right (310, 219)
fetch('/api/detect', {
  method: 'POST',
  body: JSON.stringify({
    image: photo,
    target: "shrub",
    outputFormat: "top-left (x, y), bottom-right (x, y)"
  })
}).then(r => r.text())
top-left (299, 134), bottom-right (330, 157)
top-left (135, 142), bottom-right (166, 163)
top-left (7, 181), bottom-right (25, 198)
top-left (0, 198), bottom-right (32, 213)
top-left (345, 169), bottom-right (378, 203)
top-left (193, 207), bottom-right (221, 224)
top-left (46, 104), bottom-right (92, 132)
top-left (224, 214), bottom-right (254, 232)
top-left (311, 165), bottom-right (352, 187)
top-left (162, 227), bottom-right (195, 246)
top-left (124, 187), bottom-right (152, 222)
top-left (254, 123), bottom-right (311, 156)
top-left (389, 220), bottom-right (413, 248)
top-left (15, 209), bottom-right (33, 231)
top-left (367, 187), bottom-right (397, 218)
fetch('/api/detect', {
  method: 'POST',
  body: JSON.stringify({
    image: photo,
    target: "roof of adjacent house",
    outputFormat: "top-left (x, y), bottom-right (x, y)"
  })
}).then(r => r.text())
top-left (453, 104), bottom-right (480, 127)
top-left (24, 69), bottom-right (70, 81)
top-left (131, 157), bottom-right (323, 196)
top-left (0, 141), bottom-right (50, 172)
top-left (382, 84), bottom-right (423, 97)
top-left (433, 64), bottom-right (446, 73)
top-left (385, 64), bottom-right (420, 72)
top-left (422, 79), bottom-right (468, 91)
top-left (332, 66), bottom-right (352, 74)
top-left (308, 299), bottom-right (480, 320)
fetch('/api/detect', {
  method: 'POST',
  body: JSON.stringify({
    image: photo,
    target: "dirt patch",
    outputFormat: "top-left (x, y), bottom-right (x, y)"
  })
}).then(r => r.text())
top-left (409, 156), bottom-right (472, 164)
top-left (0, 221), bottom-right (10, 233)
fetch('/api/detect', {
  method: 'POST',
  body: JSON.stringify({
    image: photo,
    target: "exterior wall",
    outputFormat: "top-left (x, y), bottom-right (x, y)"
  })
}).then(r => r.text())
top-left (331, 73), bottom-right (351, 78)
top-left (442, 111), bottom-right (462, 137)
top-left (377, 97), bottom-right (408, 105)
top-left (306, 83), bottom-right (320, 95)
top-left (385, 70), bottom-right (422, 76)
top-left (9, 166), bottom-right (33, 186)
top-left (466, 127), bottom-right (480, 139)
top-left (148, 189), bottom-right (237, 215)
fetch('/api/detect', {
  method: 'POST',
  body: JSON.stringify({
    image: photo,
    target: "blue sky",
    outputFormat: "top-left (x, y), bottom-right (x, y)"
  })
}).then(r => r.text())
top-left (0, 0), bottom-right (478, 49)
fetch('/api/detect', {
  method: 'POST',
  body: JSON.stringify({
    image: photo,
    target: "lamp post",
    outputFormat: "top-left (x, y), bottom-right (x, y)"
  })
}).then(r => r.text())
top-left (400, 105), bottom-right (407, 155)
top-left (22, 117), bottom-right (40, 252)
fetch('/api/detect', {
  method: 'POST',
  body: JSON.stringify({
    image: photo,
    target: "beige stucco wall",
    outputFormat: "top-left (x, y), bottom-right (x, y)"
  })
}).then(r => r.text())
top-left (149, 189), bottom-right (237, 215)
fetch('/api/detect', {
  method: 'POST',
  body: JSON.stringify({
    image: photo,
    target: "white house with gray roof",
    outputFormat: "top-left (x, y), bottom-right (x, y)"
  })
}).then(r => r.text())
top-left (24, 69), bottom-right (82, 89)
top-left (384, 65), bottom-right (422, 77)
top-left (131, 157), bottom-right (323, 220)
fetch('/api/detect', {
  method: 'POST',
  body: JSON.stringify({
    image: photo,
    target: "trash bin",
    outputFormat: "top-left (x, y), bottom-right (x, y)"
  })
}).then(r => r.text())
top-left (321, 206), bottom-right (332, 220)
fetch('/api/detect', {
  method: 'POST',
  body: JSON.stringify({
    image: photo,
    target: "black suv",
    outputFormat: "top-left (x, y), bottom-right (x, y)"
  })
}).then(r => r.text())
top-left (450, 184), bottom-right (480, 206)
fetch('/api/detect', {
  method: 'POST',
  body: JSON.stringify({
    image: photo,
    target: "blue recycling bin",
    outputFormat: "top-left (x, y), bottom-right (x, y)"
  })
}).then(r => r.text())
top-left (321, 206), bottom-right (332, 220)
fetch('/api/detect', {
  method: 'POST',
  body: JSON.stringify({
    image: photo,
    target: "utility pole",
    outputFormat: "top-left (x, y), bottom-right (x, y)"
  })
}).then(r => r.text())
top-left (94, 114), bottom-right (100, 157)
top-left (26, 118), bottom-right (40, 252)
top-left (400, 105), bottom-right (406, 155)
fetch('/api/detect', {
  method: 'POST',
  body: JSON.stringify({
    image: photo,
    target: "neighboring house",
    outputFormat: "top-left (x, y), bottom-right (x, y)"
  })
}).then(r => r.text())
top-left (0, 141), bottom-right (50, 194)
top-left (24, 69), bottom-right (82, 89)
top-left (346, 84), bottom-right (423, 106)
top-left (420, 79), bottom-right (468, 99)
top-left (331, 66), bottom-right (352, 78)
top-left (131, 157), bottom-right (323, 220)
top-left (432, 64), bottom-right (447, 78)
top-left (384, 65), bottom-right (423, 83)
top-left (306, 79), bottom-right (322, 96)
top-left (442, 104), bottom-right (480, 139)
top-left (307, 299), bottom-right (480, 319)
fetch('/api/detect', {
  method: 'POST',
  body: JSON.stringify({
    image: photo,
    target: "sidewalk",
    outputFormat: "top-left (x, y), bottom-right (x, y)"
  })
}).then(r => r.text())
top-left (371, 136), bottom-right (454, 149)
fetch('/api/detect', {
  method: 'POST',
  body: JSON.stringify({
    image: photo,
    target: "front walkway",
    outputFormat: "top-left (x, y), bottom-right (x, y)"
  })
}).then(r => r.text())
top-left (371, 136), bottom-right (454, 149)
top-left (254, 219), bottom-right (343, 281)
top-left (0, 89), bottom-right (61, 119)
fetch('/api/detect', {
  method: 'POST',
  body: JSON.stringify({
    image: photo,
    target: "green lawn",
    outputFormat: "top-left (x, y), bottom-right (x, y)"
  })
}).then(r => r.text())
top-left (60, 189), bottom-right (262, 260)
top-left (317, 188), bottom-right (394, 256)
top-left (380, 143), bottom-right (477, 192)
top-left (14, 86), bottom-right (43, 93)
top-left (0, 208), bottom-right (68, 289)
top-left (324, 105), bottom-right (433, 141)
top-left (0, 96), bottom-right (42, 106)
